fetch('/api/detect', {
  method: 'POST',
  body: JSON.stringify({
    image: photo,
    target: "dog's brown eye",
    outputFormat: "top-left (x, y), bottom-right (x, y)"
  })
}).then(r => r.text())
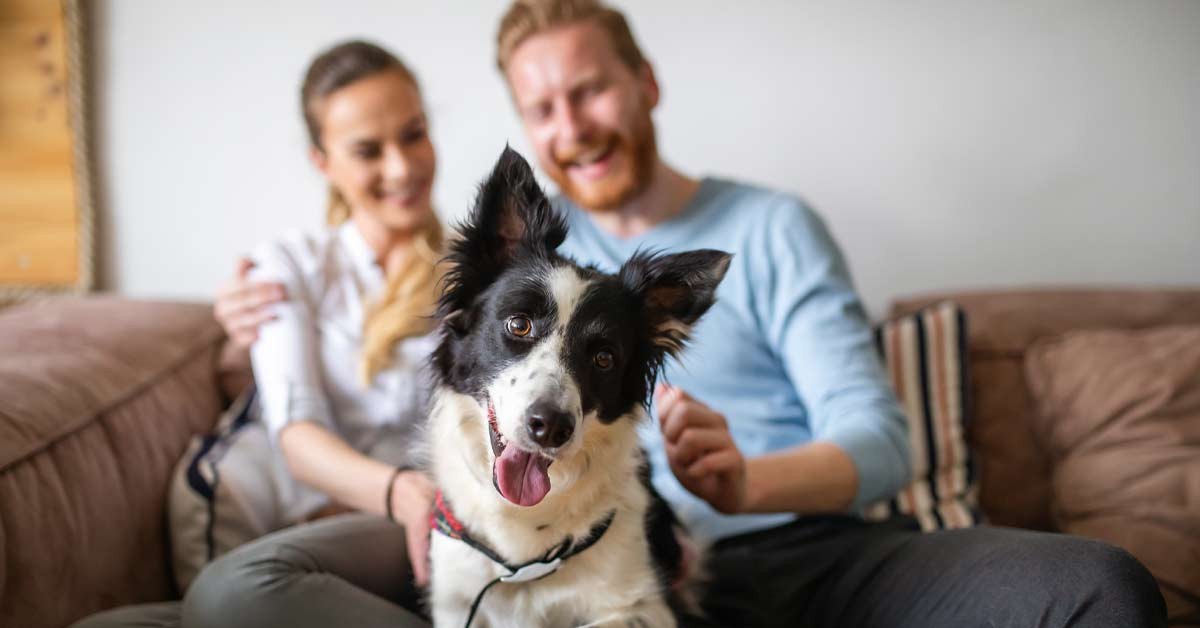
top-left (506, 316), bottom-right (533, 338)
top-left (594, 350), bottom-right (614, 370)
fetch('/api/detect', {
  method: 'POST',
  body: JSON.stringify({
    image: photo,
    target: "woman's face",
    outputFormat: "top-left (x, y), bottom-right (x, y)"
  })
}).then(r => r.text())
top-left (311, 69), bottom-right (436, 239)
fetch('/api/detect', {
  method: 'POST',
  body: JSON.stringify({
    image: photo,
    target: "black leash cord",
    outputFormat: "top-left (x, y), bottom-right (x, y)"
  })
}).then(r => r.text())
top-left (439, 507), bottom-right (615, 628)
top-left (464, 575), bottom-right (504, 628)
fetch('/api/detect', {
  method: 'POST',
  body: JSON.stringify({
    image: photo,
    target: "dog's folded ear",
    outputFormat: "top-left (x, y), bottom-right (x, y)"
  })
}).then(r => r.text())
top-left (620, 249), bottom-right (732, 356)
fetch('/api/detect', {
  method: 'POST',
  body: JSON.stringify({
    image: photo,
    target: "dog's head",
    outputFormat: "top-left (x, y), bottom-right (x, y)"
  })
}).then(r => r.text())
top-left (433, 147), bottom-right (730, 508)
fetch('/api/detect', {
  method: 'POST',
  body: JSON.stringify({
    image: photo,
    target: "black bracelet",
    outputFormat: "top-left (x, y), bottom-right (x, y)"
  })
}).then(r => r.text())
top-left (384, 466), bottom-right (404, 523)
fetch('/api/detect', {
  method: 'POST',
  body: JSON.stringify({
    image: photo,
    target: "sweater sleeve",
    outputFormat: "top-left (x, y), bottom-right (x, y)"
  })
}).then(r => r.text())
top-left (753, 197), bottom-right (911, 510)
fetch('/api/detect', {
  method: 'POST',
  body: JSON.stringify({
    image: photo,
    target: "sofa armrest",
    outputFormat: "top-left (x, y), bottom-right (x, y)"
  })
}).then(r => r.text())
top-left (0, 297), bottom-right (227, 628)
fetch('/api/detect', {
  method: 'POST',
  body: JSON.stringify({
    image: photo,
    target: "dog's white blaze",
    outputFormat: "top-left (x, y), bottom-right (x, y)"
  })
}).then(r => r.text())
top-left (489, 266), bottom-right (593, 454)
top-left (547, 265), bottom-right (589, 328)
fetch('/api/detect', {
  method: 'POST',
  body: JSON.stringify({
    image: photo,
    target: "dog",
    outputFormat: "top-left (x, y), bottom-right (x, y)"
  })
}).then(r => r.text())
top-left (425, 147), bottom-right (730, 628)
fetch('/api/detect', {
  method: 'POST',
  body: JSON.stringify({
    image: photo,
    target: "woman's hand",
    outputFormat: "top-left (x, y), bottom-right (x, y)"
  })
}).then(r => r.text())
top-left (213, 257), bottom-right (287, 348)
top-left (655, 384), bottom-right (747, 515)
top-left (388, 470), bottom-right (436, 587)
top-left (278, 423), bottom-right (438, 586)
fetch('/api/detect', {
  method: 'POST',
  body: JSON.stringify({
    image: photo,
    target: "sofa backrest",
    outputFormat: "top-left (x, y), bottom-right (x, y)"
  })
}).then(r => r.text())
top-left (890, 288), bottom-right (1200, 530)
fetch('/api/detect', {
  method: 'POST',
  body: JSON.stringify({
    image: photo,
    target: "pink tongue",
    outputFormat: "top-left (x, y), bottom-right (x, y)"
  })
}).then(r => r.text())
top-left (495, 447), bottom-right (552, 507)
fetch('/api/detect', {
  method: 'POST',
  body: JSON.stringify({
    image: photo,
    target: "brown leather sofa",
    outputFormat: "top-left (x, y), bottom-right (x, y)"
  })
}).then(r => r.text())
top-left (2, 290), bottom-right (1198, 627)
top-left (0, 298), bottom-right (235, 628)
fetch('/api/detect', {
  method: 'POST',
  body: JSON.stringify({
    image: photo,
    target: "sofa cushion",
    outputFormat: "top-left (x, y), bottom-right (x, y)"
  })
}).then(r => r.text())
top-left (1026, 325), bottom-right (1200, 623)
top-left (0, 297), bottom-right (226, 628)
top-left (892, 288), bottom-right (1200, 530)
top-left (865, 302), bottom-right (979, 530)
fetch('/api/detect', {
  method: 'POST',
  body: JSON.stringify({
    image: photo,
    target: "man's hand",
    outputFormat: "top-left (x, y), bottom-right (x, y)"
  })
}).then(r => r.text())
top-left (213, 257), bottom-right (286, 349)
top-left (388, 470), bottom-right (436, 588)
top-left (656, 383), bottom-right (747, 515)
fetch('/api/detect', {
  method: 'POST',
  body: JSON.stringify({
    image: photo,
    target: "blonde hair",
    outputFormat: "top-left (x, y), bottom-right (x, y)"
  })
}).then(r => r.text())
top-left (496, 0), bottom-right (646, 74)
top-left (304, 41), bottom-right (444, 384)
top-left (357, 214), bottom-right (444, 385)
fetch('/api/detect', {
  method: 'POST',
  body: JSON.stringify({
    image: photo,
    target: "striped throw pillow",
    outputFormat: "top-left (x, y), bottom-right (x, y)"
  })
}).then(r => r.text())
top-left (863, 301), bottom-right (981, 530)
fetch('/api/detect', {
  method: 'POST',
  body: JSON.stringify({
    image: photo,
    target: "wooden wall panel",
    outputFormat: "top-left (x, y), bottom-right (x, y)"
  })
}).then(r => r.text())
top-left (0, 0), bottom-right (89, 293)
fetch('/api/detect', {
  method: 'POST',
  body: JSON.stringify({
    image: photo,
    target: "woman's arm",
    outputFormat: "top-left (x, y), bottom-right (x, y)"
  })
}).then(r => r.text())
top-left (277, 421), bottom-right (425, 517)
top-left (247, 240), bottom-right (433, 583)
top-left (279, 421), bottom-right (434, 585)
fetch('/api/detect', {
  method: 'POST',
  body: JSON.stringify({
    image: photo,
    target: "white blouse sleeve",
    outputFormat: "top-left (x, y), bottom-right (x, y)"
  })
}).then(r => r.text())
top-left (248, 239), bottom-right (336, 442)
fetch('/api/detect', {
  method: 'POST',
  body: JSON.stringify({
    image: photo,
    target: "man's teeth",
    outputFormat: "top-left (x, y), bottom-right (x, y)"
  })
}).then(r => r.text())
top-left (575, 146), bottom-right (609, 165)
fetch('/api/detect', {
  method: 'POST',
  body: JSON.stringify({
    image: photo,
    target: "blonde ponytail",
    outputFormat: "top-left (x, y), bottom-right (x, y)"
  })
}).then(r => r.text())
top-left (358, 215), bottom-right (444, 385)
top-left (326, 187), bottom-right (351, 226)
top-left (324, 187), bottom-right (443, 385)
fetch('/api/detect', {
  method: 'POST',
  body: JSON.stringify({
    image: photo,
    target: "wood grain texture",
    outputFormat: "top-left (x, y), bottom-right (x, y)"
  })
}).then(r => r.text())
top-left (0, 0), bottom-right (82, 287)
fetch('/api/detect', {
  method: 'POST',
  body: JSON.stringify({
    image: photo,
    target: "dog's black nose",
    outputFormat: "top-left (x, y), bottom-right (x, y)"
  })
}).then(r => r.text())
top-left (526, 402), bottom-right (574, 449)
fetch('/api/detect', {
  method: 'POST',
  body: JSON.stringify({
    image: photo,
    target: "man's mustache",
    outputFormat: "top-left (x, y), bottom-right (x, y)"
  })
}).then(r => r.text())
top-left (552, 136), bottom-right (617, 166)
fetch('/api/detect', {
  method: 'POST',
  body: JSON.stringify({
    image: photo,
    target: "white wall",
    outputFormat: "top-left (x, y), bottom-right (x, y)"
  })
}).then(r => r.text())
top-left (92, 1), bottom-right (1200, 316)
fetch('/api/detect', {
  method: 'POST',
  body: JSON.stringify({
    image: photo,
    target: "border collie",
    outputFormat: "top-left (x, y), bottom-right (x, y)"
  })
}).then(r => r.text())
top-left (425, 148), bottom-right (729, 628)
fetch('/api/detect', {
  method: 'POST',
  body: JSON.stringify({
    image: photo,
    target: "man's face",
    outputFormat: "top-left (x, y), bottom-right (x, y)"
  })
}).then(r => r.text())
top-left (505, 21), bottom-right (658, 212)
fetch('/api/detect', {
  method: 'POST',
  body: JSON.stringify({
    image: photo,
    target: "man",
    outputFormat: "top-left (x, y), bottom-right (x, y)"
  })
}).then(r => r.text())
top-left (214, 1), bottom-right (1165, 626)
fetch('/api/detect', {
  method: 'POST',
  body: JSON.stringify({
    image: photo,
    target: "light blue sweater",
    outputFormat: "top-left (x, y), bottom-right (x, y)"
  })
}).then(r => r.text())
top-left (554, 178), bottom-right (911, 542)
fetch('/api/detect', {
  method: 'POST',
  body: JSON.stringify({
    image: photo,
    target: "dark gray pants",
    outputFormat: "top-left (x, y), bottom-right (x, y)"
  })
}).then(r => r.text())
top-left (73, 513), bottom-right (1165, 628)
top-left (684, 514), bottom-right (1165, 628)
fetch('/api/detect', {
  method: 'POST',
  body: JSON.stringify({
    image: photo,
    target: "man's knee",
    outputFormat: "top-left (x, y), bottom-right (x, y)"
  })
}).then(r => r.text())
top-left (1053, 537), bottom-right (1165, 627)
top-left (183, 539), bottom-right (315, 628)
top-left (1086, 542), bottom-right (1165, 622)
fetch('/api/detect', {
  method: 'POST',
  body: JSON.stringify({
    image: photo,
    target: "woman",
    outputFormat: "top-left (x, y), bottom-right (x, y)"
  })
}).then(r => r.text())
top-left (74, 40), bottom-right (441, 628)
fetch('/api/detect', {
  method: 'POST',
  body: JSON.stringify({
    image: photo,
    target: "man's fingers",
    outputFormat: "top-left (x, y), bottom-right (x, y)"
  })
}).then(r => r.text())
top-left (666, 427), bottom-right (731, 468)
top-left (677, 427), bottom-right (730, 457)
top-left (230, 301), bottom-right (280, 331)
top-left (234, 256), bottom-right (256, 279)
top-left (660, 400), bottom-right (726, 443)
top-left (215, 259), bottom-right (258, 303)
top-left (660, 403), bottom-right (685, 442)
top-left (655, 384), bottom-right (676, 428)
top-left (245, 307), bottom-right (279, 327)
top-left (686, 449), bottom-right (741, 479)
top-left (223, 308), bottom-right (277, 346)
top-left (217, 283), bottom-right (285, 320)
top-left (228, 329), bottom-right (260, 350)
top-left (239, 283), bottom-right (286, 312)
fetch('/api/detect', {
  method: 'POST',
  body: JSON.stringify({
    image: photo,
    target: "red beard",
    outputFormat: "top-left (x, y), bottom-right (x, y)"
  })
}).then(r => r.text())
top-left (546, 110), bottom-right (657, 212)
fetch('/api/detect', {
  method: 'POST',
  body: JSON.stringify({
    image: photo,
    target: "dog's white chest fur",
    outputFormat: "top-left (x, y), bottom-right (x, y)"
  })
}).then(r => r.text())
top-left (427, 389), bottom-right (675, 628)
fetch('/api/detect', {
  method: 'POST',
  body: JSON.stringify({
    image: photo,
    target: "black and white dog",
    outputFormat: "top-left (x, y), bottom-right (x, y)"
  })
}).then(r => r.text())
top-left (426, 148), bottom-right (729, 628)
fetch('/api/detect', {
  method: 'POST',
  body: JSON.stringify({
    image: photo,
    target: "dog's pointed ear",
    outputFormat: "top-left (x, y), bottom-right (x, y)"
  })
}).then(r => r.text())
top-left (468, 146), bottom-right (566, 266)
top-left (620, 249), bottom-right (732, 356)
top-left (437, 147), bottom-right (568, 339)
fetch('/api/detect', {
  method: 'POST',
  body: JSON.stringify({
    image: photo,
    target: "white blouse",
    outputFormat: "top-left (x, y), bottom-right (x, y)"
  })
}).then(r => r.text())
top-left (249, 221), bottom-right (436, 520)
